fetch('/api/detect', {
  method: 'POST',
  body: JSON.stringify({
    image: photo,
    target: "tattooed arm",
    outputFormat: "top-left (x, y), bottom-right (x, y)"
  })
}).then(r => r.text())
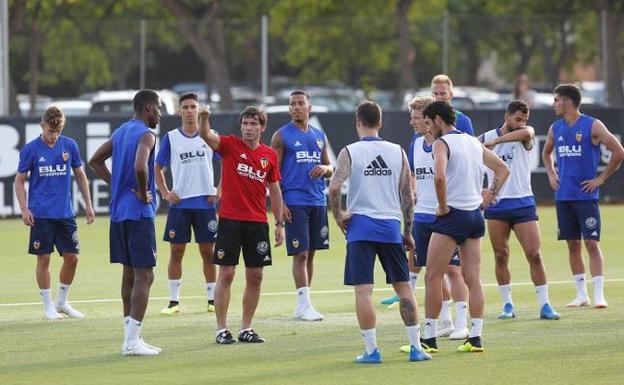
top-left (482, 146), bottom-right (510, 209)
top-left (328, 148), bottom-right (352, 234)
top-left (399, 150), bottom-right (415, 251)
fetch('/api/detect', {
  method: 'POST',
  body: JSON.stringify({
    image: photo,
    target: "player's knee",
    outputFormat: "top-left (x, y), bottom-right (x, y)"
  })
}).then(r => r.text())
top-left (583, 239), bottom-right (601, 255)
top-left (567, 240), bottom-right (582, 253)
top-left (525, 249), bottom-right (542, 266)
top-left (63, 253), bottom-right (79, 266)
top-left (493, 248), bottom-right (510, 265)
top-left (246, 270), bottom-right (263, 286)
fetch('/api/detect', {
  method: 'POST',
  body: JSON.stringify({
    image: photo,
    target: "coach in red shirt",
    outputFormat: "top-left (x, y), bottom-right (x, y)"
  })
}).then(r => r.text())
top-left (200, 106), bottom-right (284, 345)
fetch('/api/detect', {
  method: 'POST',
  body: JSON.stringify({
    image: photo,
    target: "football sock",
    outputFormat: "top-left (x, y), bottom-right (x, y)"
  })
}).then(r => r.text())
top-left (360, 328), bottom-right (377, 355)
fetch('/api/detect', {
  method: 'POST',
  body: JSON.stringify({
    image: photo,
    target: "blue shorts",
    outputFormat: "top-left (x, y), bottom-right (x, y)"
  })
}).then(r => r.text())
top-left (432, 207), bottom-right (485, 245)
top-left (413, 221), bottom-right (460, 267)
top-left (344, 241), bottom-right (409, 285)
top-left (110, 219), bottom-right (157, 268)
top-left (484, 205), bottom-right (539, 226)
top-left (163, 208), bottom-right (218, 244)
top-left (28, 218), bottom-right (79, 255)
top-left (285, 205), bottom-right (329, 256)
top-left (556, 200), bottom-right (600, 241)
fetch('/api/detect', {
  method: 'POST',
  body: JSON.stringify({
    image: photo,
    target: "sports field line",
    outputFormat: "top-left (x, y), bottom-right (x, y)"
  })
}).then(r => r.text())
top-left (2, 278), bottom-right (623, 307)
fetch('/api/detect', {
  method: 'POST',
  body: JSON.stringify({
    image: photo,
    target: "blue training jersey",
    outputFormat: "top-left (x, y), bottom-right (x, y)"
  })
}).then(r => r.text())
top-left (278, 121), bottom-right (327, 206)
top-left (456, 110), bottom-right (474, 136)
top-left (553, 114), bottom-right (600, 201)
top-left (110, 119), bottom-right (157, 221)
top-left (155, 128), bottom-right (218, 210)
top-left (17, 135), bottom-right (82, 219)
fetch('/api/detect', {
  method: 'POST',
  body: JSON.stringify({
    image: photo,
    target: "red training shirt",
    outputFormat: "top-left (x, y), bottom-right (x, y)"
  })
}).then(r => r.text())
top-left (217, 135), bottom-right (280, 222)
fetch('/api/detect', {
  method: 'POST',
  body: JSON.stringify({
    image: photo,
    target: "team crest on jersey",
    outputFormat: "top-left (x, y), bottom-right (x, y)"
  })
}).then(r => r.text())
top-left (33, 240), bottom-right (41, 250)
top-left (585, 217), bottom-right (598, 230)
top-left (316, 139), bottom-right (324, 150)
top-left (62, 151), bottom-right (69, 161)
top-left (169, 229), bottom-right (176, 239)
top-left (320, 225), bottom-right (329, 239)
top-left (292, 239), bottom-right (300, 249)
top-left (576, 132), bottom-right (582, 142)
top-left (217, 249), bottom-right (225, 259)
top-left (260, 157), bottom-right (269, 169)
top-left (208, 220), bottom-right (218, 232)
top-left (256, 241), bottom-right (269, 254)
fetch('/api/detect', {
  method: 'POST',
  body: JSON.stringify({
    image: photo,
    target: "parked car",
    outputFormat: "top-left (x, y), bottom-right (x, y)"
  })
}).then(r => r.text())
top-left (48, 99), bottom-right (92, 116)
top-left (89, 89), bottom-right (179, 116)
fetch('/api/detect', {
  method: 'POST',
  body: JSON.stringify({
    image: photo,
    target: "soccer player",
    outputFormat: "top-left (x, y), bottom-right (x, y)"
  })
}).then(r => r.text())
top-left (89, 90), bottom-right (162, 356)
top-left (328, 101), bottom-right (431, 364)
top-left (479, 100), bottom-right (560, 320)
top-left (15, 106), bottom-right (95, 320)
top-left (399, 96), bottom-right (469, 346)
top-left (155, 93), bottom-right (218, 315)
top-left (199, 106), bottom-right (283, 345)
top-left (542, 84), bottom-right (624, 308)
top-left (271, 90), bottom-right (332, 321)
top-left (383, 75), bottom-right (472, 338)
top-left (421, 101), bottom-right (509, 353)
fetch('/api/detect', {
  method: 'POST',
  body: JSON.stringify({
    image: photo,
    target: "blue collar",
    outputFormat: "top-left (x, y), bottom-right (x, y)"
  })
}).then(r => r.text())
top-left (361, 136), bottom-right (382, 141)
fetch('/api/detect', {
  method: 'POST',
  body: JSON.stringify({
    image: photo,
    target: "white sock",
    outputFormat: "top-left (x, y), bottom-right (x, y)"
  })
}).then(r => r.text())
top-left (296, 287), bottom-right (311, 309)
top-left (455, 301), bottom-right (468, 330)
top-left (423, 318), bottom-right (437, 339)
top-left (123, 316), bottom-right (130, 344)
top-left (440, 300), bottom-right (452, 324)
top-left (406, 324), bottom-right (421, 349)
top-left (206, 282), bottom-right (216, 301)
top-left (535, 284), bottom-right (550, 307)
top-left (592, 276), bottom-right (605, 303)
top-left (126, 317), bottom-right (142, 348)
top-left (360, 328), bottom-right (377, 354)
top-left (57, 283), bottom-right (71, 305)
top-left (573, 274), bottom-right (589, 299)
top-left (409, 272), bottom-right (419, 292)
top-left (469, 318), bottom-right (483, 338)
top-left (169, 279), bottom-right (181, 302)
top-left (40, 288), bottom-right (54, 310)
top-left (498, 284), bottom-right (513, 305)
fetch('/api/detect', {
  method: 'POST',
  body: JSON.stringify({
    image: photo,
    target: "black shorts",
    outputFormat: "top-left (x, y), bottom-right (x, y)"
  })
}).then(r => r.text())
top-left (214, 219), bottom-right (272, 267)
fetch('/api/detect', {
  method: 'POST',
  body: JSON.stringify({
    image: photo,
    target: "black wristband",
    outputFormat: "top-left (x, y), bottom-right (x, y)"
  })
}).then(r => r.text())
top-left (275, 221), bottom-right (285, 227)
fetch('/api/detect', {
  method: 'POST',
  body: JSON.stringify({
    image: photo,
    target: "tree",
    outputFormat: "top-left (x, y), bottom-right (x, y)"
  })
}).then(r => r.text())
top-left (162, 0), bottom-right (234, 109)
top-left (596, 0), bottom-right (624, 106)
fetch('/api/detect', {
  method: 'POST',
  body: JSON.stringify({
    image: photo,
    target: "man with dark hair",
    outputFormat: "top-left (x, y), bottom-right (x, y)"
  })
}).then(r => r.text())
top-left (542, 83), bottom-right (624, 308)
top-left (479, 100), bottom-right (560, 320)
top-left (15, 106), bottom-right (95, 320)
top-left (156, 92), bottom-right (219, 315)
top-left (421, 100), bottom-right (509, 354)
top-left (200, 106), bottom-right (284, 345)
top-left (271, 90), bottom-right (332, 321)
top-left (89, 89), bottom-right (162, 356)
top-left (329, 101), bottom-right (431, 364)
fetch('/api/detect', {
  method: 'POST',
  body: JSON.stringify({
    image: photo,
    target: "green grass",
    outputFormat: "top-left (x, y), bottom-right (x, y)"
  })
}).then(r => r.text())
top-left (1, 206), bottom-right (623, 385)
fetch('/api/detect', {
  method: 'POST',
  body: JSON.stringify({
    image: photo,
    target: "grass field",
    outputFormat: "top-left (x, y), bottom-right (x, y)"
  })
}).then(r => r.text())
top-left (1, 206), bottom-right (623, 385)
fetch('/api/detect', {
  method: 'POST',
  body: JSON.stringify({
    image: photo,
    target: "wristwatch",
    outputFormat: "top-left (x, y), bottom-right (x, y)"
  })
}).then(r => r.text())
top-left (275, 221), bottom-right (285, 227)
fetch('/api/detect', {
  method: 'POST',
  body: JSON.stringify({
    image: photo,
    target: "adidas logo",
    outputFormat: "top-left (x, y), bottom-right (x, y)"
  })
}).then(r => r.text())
top-left (240, 153), bottom-right (247, 159)
top-left (323, 239), bottom-right (329, 245)
top-left (38, 157), bottom-right (46, 162)
top-left (263, 255), bottom-right (271, 262)
top-left (294, 141), bottom-right (302, 147)
top-left (364, 155), bottom-right (392, 176)
top-left (558, 136), bottom-right (564, 142)
top-left (591, 231), bottom-right (598, 236)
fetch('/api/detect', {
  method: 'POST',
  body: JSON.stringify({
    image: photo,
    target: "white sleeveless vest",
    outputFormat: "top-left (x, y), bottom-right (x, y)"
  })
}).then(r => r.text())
top-left (412, 136), bottom-right (437, 215)
top-left (167, 128), bottom-right (217, 199)
top-left (346, 140), bottom-right (403, 221)
top-left (439, 132), bottom-right (484, 210)
top-left (481, 129), bottom-right (534, 200)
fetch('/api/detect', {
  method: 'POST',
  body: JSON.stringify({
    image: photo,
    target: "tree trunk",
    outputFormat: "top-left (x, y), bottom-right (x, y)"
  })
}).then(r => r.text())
top-left (603, 8), bottom-right (624, 106)
top-left (28, 23), bottom-right (40, 117)
top-left (161, 0), bottom-right (234, 110)
top-left (395, 0), bottom-right (414, 105)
